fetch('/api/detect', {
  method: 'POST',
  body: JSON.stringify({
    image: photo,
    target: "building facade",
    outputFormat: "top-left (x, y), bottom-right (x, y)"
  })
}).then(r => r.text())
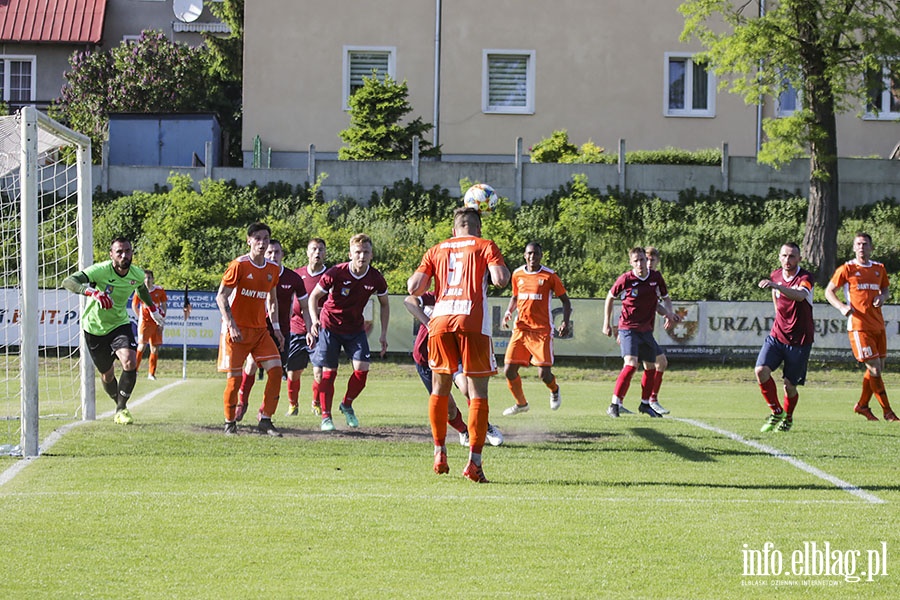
top-left (242, 0), bottom-right (900, 166)
top-left (0, 0), bottom-right (226, 111)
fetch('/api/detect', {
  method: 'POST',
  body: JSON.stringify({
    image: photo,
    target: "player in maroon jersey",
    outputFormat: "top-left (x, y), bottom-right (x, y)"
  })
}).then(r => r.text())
top-left (308, 234), bottom-right (390, 431)
top-left (602, 247), bottom-right (680, 418)
top-left (285, 238), bottom-right (328, 416)
top-left (755, 242), bottom-right (815, 432)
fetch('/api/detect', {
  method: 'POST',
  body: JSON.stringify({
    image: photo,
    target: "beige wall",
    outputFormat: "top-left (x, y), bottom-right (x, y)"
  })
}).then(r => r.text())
top-left (243, 0), bottom-right (900, 161)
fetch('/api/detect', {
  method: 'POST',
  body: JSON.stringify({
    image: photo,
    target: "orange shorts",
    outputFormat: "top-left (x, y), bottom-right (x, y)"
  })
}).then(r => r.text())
top-left (504, 328), bottom-right (554, 367)
top-left (137, 320), bottom-right (163, 346)
top-left (217, 326), bottom-right (281, 373)
top-left (848, 329), bottom-right (887, 362)
top-left (428, 331), bottom-right (497, 377)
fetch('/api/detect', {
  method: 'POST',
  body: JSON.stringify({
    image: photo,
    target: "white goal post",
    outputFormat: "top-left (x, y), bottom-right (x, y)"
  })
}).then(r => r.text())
top-left (0, 107), bottom-right (93, 458)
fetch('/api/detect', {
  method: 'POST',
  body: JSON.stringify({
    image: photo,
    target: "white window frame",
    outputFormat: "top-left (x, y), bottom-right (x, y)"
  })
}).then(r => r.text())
top-left (482, 50), bottom-right (535, 115)
top-left (0, 55), bottom-right (36, 103)
top-left (776, 79), bottom-right (801, 117)
top-left (863, 63), bottom-right (900, 120)
top-left (664, 52), bottom-right (716, 118)
top-left (342, 46), bottom-right (396, 111)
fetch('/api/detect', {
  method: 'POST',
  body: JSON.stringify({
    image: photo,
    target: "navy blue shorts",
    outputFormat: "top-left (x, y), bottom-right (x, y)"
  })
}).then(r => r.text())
top-left (311, 328), bottom-right (371, 369)
top-left (286, 332), bottom-right (312, 371)
top-left (618, 329), bottom-right (663, 363)
top-left (415, 362), bottom-right (433, 393)
top-left (756, 335), bottom-right (811, 386)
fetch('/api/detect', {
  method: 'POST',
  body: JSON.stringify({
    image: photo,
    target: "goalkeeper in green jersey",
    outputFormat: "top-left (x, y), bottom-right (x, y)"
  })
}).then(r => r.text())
top-left (62, 237), bottom-right (164, 425)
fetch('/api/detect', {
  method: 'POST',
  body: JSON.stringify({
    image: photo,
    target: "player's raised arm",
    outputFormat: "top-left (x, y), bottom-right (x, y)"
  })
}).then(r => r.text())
top-left (407, 271), bottom-right (431, 297)
top-left (404, 295), bottom-right (430, 327)
top-left (489, 263), bottom-right (510, 288)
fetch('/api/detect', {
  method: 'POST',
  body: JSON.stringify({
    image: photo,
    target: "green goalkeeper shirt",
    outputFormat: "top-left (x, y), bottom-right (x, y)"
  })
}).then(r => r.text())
top-left (69, 261), bottom-right (147, 336)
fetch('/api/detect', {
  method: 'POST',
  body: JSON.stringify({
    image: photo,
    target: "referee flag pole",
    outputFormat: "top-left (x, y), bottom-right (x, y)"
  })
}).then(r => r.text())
top-left (182, 284), bottom-right (191, 380)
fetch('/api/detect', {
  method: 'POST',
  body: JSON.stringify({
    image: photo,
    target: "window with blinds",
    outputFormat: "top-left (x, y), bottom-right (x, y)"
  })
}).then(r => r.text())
top-left (343, 47), bottom-right (395, 110)
top-left (483, 50), bottom-right (535, 114)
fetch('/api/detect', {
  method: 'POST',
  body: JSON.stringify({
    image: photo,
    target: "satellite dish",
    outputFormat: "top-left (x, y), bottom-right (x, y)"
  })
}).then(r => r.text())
top-left (173, 0), bottom-right (203, 23)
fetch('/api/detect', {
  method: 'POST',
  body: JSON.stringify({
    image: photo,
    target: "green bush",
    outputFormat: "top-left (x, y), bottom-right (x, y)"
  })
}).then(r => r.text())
top-left (529, 130), bottom-right (721, 166)
top-left (91, 176), bottom-right (900, 302)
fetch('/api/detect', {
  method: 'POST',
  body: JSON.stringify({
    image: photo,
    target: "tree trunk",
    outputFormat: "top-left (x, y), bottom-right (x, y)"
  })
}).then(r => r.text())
top-left (801, 79), bottom-right (840, 286)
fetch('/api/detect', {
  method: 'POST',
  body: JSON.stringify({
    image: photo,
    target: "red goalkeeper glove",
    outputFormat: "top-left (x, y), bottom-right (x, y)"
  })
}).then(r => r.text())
top-left (85, 287), bottom-right (113, 309)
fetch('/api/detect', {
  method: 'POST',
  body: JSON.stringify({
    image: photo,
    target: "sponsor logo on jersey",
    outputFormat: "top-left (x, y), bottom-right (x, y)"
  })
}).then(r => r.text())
top-left (247, 273), bottom-right (254, 280)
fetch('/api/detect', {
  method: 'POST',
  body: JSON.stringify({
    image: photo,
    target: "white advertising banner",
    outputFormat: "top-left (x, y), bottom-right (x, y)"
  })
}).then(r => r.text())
top-left (3, 291), bottom-right (898, 360)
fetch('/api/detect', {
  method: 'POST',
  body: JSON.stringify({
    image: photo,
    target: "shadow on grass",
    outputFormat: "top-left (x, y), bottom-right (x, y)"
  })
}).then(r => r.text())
top-left (629, 427), bottom-right (715, 462)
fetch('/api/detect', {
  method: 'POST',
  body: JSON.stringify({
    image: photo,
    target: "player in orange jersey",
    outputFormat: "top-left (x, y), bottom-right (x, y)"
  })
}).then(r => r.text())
top-left (825, 232), bottom-right (897, 422)
top-left (133, 270), bottom-right (167, 380)
top-left (408, 207), bottom-right (510, 483)
top-left (500, 242), bottom-right (571, 416)
top-left (217, 223), bottom-right (303, 436)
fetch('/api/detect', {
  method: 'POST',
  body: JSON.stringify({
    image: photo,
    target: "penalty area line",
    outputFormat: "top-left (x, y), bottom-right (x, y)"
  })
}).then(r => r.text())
top-left (0, 380), bottom-right (185, 488)
top-left (675, 417), bottom-right (885, 505)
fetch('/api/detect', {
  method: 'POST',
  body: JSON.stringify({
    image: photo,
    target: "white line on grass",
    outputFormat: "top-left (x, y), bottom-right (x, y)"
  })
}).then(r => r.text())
top-left (0, 380), bottom-right (185, 488)
top-left (0, 490), bottom-right (874, 505)
top-left (675, 417), bottom-right (885, 504)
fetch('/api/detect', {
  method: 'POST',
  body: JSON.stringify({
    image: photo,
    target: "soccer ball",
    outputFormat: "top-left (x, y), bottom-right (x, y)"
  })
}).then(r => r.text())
top-left (462, 183), bottom-right (499, 213)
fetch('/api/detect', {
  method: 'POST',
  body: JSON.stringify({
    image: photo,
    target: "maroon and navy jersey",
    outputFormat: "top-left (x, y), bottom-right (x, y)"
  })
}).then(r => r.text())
top-left (273, 266), bottom-right (307, 333)
top-left (291, 264), bottom-right (327, 334)
top-left (316, 262), bottom-right (388, 335)
top-left (412, 292), bottom-right (436, 367)
top-left (770, 267), bottom-right (815, 346)
top-left (610, 270), bottom-right (669, 332)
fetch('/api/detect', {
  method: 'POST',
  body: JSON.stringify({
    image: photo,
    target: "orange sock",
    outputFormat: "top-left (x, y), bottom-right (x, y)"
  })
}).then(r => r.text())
top-left (468, 397), bottom-right (489, 453)
top-left (148, 353), bottom-right (158, 376)
top-left (429, 394), bottom-right (449, 446)
top-left (545, 375), bottom-right (558, 392)
top-left (859, 372), bottom-right (874, 408)
top-left (869, 375), bottom-right (892, 412)
top-left (223, 376), bottom-right (241, 421)
top-left (260, 366), bottom-right (283, 417)
top-left (507, 375), bottom-right (527, 406)
top-left (135, 350), bottom-right (143, 371)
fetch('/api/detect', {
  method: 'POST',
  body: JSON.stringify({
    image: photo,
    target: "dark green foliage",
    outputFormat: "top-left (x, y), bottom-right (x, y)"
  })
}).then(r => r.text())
top-left (339, 73), bottom-right (440, 160)
top-left (91, 176), bottom-right (900, 301)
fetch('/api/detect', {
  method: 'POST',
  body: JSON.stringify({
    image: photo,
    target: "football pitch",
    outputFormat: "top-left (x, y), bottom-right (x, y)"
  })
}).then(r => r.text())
top-left (1, 362), bottom-right (898, 599)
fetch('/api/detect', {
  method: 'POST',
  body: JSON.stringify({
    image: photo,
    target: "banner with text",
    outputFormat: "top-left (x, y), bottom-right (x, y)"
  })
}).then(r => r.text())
top-left (3, 290), bottom-right (899, 360)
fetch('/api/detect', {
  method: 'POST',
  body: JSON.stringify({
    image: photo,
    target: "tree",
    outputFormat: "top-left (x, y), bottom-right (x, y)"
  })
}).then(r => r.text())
top-left (680, 1), bottom-right (900, 284)
top-left (339, 73), bottom-right (440, 160)
top-left (52, 30), bottom-right (222, 162)
top-left (203, 0), bottom-right (244, 164)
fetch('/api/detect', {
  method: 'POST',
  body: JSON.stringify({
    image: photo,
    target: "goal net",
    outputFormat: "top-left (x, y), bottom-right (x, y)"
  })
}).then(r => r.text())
top-left (0, 107), bottom-right (93, 458)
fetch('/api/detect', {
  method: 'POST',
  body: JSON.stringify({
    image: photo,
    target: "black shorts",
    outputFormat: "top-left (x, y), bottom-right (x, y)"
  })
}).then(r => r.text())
top-left (84, 323), bottom-right (136, 373)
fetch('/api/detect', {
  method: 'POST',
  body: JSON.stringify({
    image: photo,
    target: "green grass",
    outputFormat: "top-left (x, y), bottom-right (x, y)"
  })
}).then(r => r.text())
top-left (1, 363), bottom-right (899, 599)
